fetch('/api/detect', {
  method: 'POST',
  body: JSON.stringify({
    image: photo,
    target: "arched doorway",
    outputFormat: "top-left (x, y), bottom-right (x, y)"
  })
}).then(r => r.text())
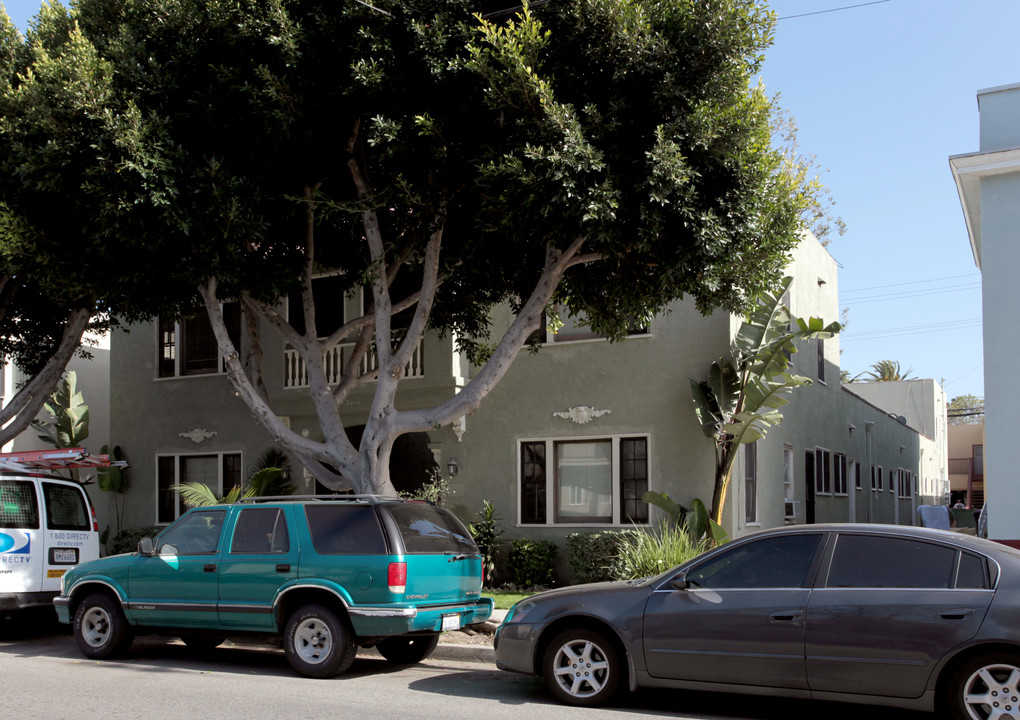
top-left (313, 427), bottom-right (438, 496)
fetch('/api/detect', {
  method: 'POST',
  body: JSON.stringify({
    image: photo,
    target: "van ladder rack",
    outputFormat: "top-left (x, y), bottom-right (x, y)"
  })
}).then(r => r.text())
top-left (0, 447), bottom-right (128, 471)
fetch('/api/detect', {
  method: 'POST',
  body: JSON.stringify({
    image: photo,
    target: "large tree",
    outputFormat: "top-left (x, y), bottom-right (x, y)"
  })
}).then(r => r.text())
top-left (0, 3), bottom-right (169, 445)
top-left (72, 0), bottom-right (827, 494)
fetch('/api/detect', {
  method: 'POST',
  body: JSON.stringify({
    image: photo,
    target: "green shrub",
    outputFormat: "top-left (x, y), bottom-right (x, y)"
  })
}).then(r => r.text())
top-left (610, 520), bottom-right (710, 580)
top-left (108, 526), bottom-right (162, 555)
top-left (469, 500), bottom-right (504, 587)
top-left (507, 538), bottom-right (558, 589)
top-left (566, 531), bottom-right (627, 584)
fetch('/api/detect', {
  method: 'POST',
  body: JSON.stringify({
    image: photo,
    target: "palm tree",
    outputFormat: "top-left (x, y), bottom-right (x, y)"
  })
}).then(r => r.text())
top-left (856, 360), bottom-right (916, 382)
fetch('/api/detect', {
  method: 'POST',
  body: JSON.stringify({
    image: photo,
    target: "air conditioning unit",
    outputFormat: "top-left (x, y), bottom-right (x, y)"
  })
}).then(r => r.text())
top-left (784, 500), bottom-right (800, 520)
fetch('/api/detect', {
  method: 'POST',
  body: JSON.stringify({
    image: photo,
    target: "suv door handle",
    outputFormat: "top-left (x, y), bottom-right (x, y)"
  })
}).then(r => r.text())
top-left (276, 564), bottom-right (291, 573)
top-left (204, 564), bottom-right (217, 573)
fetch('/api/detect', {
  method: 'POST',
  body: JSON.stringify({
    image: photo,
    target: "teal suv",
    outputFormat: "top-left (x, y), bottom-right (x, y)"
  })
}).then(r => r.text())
top-left (54, 496), bottom-right (492, 678)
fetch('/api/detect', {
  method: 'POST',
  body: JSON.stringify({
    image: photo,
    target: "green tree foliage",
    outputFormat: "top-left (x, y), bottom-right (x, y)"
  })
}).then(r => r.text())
top-left (0, 2), bottom-right (177, 445)
top-left (33, 370), bottom-right (89, 450)
top-left (61, 0), bottom-right (834, 495)
top-left (948, 394), bottom-right (984, 425)
top-left (691, 277), bottom-right (840, 523)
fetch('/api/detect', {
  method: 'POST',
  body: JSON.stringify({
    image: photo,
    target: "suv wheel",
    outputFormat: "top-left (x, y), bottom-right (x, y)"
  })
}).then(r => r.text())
top-left (283, 604), bottom-right (356, 678)
top-left (543, 628), bottom-right (620, 707)
top-left (376, 634), bottom-right (440, 664)
top-left (74, 593), bottom-right (133, 659)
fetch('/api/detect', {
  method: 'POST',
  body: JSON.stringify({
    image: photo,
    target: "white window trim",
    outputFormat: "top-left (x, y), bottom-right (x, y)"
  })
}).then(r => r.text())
top-left (833, 453), bottom-right (848, 496)
top-left (155, 451), bottom-right (242, 525)
top-left (744, 443), bottom-right (759, 527)
top-left (516, 434), bottom-right (651, 527)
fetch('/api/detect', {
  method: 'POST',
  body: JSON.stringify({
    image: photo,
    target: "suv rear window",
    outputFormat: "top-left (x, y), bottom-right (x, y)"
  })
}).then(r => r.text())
top-left (385, 503), bottom-right (477, 554)
top-left (42, 482), bottom-right (90, 531)
top-left (0, 480), bottom-right (39, 529)
top-left (305, 505), bottom-right (387, 555)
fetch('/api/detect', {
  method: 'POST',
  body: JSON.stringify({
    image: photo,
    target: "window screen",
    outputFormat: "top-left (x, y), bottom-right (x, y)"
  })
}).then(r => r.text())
top-left (305, 505), bottom-right (386, 555)
top-left (827, 534), bottom-right (956, 589)
top-left (42, 483), bottom-right (90, 531)
top-left (0, 480), bottom-right (39, 529)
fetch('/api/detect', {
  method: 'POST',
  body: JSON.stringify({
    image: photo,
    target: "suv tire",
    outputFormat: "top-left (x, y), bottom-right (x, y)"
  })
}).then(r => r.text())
top-left (283, 604), bottom-right (356, 678)
top-left (377, 633), bottom-right (440, 664)
top-left (74, 593), bottom-right (133, 659)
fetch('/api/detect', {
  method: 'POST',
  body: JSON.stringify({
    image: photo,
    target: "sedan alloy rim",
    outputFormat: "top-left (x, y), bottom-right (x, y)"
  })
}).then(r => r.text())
top-left (964, 663), bottom-right (1020, 720)
top-left (551, 639), bottom-right (611, 699)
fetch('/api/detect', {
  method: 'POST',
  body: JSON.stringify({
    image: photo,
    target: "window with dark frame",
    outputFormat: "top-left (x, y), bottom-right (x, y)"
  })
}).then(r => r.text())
top-left (744, 443), bottom-right (757, 524)
top-left (158, 303), bottom-right (242, 378)
top-left (833, 454), bottom-right (847, 495)
top-left (519, 437), bottom-right (648, 525)
top-left (157, 452), bottom-right (242, 524)
top-left (815, 449), bottom-right (832, 494)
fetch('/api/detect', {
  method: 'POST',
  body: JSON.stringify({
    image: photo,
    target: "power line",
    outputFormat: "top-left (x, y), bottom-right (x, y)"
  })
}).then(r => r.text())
top-left (777, 0), bottom-right (892, 21)
top-left (841, 283), bottom-right (981, 305)
top-left (840, 273), bottom-right (980, 296)
top-left (841, 319), bottom-right (982, 342)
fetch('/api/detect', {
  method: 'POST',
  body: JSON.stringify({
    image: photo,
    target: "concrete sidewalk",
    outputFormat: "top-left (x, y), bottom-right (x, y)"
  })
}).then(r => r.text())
top-left (432, 607), bottom-right (506, 664)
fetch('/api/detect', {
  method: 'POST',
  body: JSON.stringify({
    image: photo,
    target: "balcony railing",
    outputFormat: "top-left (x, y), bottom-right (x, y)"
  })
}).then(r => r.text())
top-left (948, 457), bottom-right (972, 476)
top-left (283, 341), bottom-right (424, 389)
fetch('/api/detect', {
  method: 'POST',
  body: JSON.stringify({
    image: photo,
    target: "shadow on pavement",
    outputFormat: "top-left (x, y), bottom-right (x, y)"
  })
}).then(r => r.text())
top-left (408, 669), bottom-right (933, 720)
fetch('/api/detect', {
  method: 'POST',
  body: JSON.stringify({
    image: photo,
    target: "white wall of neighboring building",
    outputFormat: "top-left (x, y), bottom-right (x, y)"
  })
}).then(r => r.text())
top-left (951, 81), bottom-right (1020, 544)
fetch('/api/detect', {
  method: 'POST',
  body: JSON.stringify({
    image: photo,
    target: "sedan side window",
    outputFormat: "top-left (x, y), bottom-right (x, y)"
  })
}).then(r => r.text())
top-left (156, 510), bottom-right (226, 556)
top-left (686, 533), bottom-right (823, 589)
top-left (826, 534), bottom-right (956, 589)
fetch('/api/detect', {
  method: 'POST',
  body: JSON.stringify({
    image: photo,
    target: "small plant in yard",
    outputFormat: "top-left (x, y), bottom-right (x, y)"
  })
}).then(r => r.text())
top-left (469, 500), bottom-right (504, 587)
top-left (399, 469), bottom-right (452, 506)
top-left (610, 520), bottom-right (711, 581)
top-left (507, 538), bottom-right (558, 589)
top-left (566, 531), bottom-right (627, 585)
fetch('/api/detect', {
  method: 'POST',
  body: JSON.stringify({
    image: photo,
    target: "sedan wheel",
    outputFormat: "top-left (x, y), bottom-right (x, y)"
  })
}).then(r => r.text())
top-left (950, 653), bottom-right (1020, 720)
top-left (283, 604), bottom-right (355, 679)
top-left (542, 629), bottom-right (620, 707)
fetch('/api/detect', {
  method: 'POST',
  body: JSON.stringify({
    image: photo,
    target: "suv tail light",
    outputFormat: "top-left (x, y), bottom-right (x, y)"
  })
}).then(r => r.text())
top-left (388, 562), bottom-right (407, 594)
top-left (90, 505), bottom-right (99, 532)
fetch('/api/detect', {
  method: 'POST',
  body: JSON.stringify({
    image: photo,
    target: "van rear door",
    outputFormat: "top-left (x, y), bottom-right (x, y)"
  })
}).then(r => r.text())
top-left (0, 480), bottom-right (44, 602)
top-left (40, 480), bottom-right (100, 592)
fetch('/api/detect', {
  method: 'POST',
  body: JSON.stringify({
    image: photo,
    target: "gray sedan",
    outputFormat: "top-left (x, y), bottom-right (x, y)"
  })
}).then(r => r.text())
top-left (494, 523), bottom-right (1020, 719)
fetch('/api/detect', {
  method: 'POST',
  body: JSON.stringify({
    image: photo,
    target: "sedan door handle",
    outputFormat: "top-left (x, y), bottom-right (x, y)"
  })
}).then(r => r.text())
top-left (940, 608), bottom-right (976, 620)
top-left (770, 610), bottom-right (803, 622)
top-left (204, 564), bottom-right (217, 573)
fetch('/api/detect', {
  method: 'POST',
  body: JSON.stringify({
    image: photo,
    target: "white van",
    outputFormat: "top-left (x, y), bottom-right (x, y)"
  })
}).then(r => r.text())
top-left (0, 449), bottom-right (110, 612)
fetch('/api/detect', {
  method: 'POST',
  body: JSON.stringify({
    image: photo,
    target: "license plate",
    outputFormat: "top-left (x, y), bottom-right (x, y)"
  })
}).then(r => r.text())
top-left (441, 614), bottom-right (461, 631)
top-left (52, 549), bottom-right (77, 564)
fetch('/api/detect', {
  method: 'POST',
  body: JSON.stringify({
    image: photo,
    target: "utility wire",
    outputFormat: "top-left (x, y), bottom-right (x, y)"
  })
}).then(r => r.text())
top-left (841, 283), bottom-right (981, 305)
top-left (840, 273), bottom-right (980, 296)
top-left (777, 0), bottom-right (892, 21)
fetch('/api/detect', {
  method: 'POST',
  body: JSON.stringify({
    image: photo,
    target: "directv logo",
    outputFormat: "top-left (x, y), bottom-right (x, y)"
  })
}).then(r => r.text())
top-left (0, 531), bottom-right (31, 555)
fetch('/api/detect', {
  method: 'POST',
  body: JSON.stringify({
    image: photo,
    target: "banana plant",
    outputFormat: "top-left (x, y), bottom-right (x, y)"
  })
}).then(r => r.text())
top-left (691, 277), bottom-right (841, 525)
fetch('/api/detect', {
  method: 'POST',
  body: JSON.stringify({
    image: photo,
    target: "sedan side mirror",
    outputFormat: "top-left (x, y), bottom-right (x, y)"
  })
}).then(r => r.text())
top-left (137, 537), bottom-right (155, 556)
top-left (670, 570), bottom-right (691, 591)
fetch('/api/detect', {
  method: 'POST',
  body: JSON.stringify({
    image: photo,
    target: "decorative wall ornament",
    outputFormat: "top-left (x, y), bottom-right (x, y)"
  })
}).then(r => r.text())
top-left (452, 415), bottom-right (467, 442)
top-left (553, 406), bottom-right (612, 424)
top-left (180, 428), bottom-right (217, 444)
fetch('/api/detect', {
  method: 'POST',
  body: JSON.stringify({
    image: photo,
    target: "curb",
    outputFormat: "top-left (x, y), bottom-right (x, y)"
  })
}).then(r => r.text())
top-left (433, 642), bottom-right (495, 664)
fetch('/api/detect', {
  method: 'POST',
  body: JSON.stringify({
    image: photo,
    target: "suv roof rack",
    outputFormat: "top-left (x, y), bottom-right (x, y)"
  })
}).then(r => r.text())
top-left (237, 494), bottom-right (406, 504)
top-left (0, 447), bottom-right (128, 472)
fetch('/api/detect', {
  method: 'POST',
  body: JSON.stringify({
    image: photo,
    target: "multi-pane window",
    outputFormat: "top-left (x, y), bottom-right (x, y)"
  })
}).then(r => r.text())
top-left (744, 443), bottom-right (758, 524)
top-left (897, 468), bottom-right (913, 499)
top-left (814, 449), bottom-right (832, 494)
top-left (528, 305), bottom-right (649, 344)
top-left (833, 454), bottom-right (848, 495)
top-left (855, 461), bottom-right (862, 491)
top-left (872, 465), bottom-right (884, 492)
top-left (519, 436), bottom-right (649, 525)
top-left (158, 303), bottom-right (242, 378)
top-left (156, 452), bottom-right (242, 523)
top-left (783, 445), bottom-right (795, 502)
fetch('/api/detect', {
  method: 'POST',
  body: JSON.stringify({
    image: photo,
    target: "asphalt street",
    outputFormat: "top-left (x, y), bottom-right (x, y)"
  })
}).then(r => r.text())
top-left (0, 612), bottom-right (932, 720)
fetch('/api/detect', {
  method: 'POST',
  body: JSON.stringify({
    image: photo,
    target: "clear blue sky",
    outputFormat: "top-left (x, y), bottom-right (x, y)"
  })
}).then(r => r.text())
top-left (1, 0), bottom-right (1009, 400)
top-left (763, 0), bottom-right (1020, 400)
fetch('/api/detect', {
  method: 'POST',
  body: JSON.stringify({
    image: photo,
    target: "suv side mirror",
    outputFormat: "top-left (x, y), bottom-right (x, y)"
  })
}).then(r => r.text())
top-left (137, 537), bottom-right (155, 556)
top-left (670, 570), bottom-right (691, 591)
